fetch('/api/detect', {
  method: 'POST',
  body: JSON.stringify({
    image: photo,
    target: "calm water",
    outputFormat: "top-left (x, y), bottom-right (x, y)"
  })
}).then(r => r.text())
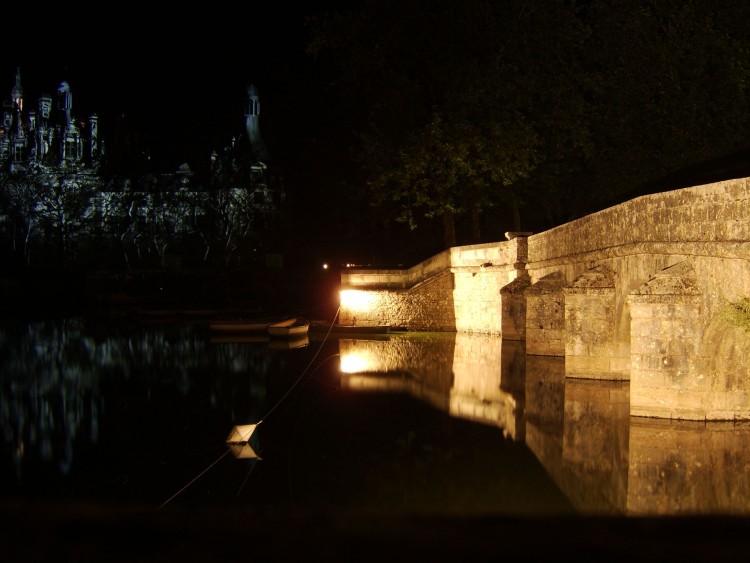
top-left (3, 317), bottom-right (750, 517)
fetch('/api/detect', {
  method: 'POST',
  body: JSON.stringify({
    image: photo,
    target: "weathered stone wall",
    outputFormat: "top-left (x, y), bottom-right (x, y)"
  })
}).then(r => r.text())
top-left (525, 272), bottom-right (565, 356)
top-left (564, 265), bottom-right (630, 379)
top-left (340, 240), bottom-right (527, 332)
top-left (338, 271), bottom-right (456, 330)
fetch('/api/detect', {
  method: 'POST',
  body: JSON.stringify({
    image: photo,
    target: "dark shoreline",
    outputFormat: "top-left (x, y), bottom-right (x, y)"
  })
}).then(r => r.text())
top-left (3, 500), bottom-right (750, 562)
top-left (0, 267), bottom-right (341, 323)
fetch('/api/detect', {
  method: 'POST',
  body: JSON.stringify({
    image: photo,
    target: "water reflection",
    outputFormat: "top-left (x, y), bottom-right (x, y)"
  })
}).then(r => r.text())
top-left (1, 318), bottom-right (278, 498)
top-left (340, 334), bottom-right (524, 439)
top-left (339, 333), bottom-right (750, 516)
top-left (4, 319), bottom-right (750, 516)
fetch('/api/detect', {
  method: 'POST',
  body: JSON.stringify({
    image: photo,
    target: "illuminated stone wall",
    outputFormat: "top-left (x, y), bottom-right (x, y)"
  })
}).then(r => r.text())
top-left (525, 272), bottom-right (565, 356)
top-left (563, 265), bottom-right (630, 380)
top-left (528, 178), bottom-right (750, 418)
top-left (449, 240), bottom-right (527, 334)
top-left (340, 239), bottom-right (527, 332)
top-left (339, 271), bottom-right (457, 330)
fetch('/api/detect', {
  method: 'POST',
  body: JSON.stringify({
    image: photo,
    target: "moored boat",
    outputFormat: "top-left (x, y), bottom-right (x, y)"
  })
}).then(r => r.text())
top-left (268, 317), bottom-right (310, 338)
top-left (209, 316), bottom-right (294, 334)
top-left (210, 320), bottom-right (272, 333)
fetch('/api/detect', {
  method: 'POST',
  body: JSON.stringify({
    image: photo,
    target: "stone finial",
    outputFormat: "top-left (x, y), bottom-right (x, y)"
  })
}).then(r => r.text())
top-left (505, 231), bottom-right (533, 240)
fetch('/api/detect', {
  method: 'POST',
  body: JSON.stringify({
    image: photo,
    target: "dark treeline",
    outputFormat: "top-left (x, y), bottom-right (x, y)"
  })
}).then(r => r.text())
top-left (291, 0), bottom-right (750, 265)
top-left (1, 0), bottom-right (749, 278)
top-left (0, 148), bottom-right (286, 276)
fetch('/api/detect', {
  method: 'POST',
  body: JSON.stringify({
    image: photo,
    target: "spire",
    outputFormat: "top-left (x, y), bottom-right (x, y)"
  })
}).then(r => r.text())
top-left (11, 67), bottom-right (23, 112)
top-left (245, 84), bottom-right (270, 162)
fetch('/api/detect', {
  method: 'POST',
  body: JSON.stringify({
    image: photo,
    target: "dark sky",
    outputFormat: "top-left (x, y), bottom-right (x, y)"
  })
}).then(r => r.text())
top-left (0, 3), bottom-right (344, 171)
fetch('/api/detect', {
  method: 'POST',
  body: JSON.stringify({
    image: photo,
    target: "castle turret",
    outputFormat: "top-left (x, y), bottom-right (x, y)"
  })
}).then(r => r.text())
top-left (57, 81), bottom-right (73, 126)
top-left (244, 84), bottom-right (270, 163)
top-left (89, 113), bottom-right (98, 161)
top-left (57, 81), bottom-right (82, 164)
top-left (11, 67), bottom-right (23, 112)
top-left (38, 94), bottom-right (52, 120)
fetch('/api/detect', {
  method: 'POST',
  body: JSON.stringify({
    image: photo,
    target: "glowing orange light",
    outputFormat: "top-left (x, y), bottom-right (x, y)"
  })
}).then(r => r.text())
top-left (340, 289), bottom-right (376, 312)
top-left (340, 352), bottom-right (370, 373)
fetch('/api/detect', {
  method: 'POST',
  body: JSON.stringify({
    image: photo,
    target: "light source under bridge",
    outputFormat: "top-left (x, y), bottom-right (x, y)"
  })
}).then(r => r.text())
top-left (339, 289), bottom-right (378, 313)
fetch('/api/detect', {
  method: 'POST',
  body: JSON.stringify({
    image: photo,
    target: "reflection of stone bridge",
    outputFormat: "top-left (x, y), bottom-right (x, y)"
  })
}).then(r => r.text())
top-left (339, 178), bottom-right (750, 420)
top-left (337, 335), bottom-right (750, 515)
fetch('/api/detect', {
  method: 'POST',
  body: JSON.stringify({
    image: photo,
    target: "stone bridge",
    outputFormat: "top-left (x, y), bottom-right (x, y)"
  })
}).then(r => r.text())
top-left (339, 177), bottom-right (750, 421)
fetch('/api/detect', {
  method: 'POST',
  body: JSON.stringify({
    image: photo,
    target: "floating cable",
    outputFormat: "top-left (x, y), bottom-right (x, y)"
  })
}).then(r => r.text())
top-left (257, 305), bottom-right (340, 425)
top-left (158, 449), bottom-right (231, 510)
top-left (157, 306), bottom-right (342, 509)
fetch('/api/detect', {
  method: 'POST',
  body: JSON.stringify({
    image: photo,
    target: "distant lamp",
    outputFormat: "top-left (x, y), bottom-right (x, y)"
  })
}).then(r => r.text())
top-left (322, 263), bottom-right (329, 270)
top-left (340, 289), bottom-right (375, 312)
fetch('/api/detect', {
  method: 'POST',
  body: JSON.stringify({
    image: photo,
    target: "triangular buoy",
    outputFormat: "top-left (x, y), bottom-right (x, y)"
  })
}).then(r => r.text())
top-left (226, 424), bottom-right (258, 444)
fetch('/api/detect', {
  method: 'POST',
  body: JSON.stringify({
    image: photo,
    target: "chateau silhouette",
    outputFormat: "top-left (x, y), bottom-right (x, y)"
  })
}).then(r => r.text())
top-left (0, 69), bottom-right (285, 272)
top-left (1, 68), bottom-right (100, 173)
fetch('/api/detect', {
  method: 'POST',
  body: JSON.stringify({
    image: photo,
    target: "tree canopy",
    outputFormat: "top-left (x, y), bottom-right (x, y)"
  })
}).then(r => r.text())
top-left (303, 0), bottom-right (750, 260)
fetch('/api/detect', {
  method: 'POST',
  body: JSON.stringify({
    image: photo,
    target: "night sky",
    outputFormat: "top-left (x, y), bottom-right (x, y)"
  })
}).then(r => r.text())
top-left (0, 3), bottom-right (345, 172)
top-left (2, 1), bottom-right (748, 263)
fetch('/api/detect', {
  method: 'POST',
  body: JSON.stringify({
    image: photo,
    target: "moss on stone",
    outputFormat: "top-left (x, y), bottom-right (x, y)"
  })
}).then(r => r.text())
top-left (720, 298), bottom-right (750, 333)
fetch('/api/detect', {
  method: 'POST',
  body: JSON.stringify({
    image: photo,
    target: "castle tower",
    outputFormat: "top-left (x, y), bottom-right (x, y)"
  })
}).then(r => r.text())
top-left (2, 100), bottom-right (11, 131)
top-left (244, 84), bottom-right (270, 162)
top-left (88, 113), bottom-right (98, 162)
top-left (57, 81), bottom-right (82, 164)
top-left (57, 81), bottom-right (73, 126)
top-left (10, 102), bottom-right (26, 164)
top-left (38, 94), bottom-right (52, 121)
top-left (11, 67), bottom-right (23, 112)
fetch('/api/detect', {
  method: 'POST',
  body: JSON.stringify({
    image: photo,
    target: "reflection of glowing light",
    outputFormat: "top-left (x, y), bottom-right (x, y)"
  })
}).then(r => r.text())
top-left (340, 352), bottom-right (371, 373)
top-left (340, 289), bottom-right (375, 312)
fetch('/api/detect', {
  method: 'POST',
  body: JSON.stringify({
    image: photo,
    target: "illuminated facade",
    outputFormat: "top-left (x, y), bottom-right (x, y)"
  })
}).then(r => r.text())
top-left (0, 68), bottom-right (100, 173)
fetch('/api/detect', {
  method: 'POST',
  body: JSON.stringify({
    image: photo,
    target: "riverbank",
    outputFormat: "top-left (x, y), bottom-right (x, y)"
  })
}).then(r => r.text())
top-left (0, 266), bottom-right (341, 322)
top-left (3, 500), bottom-right (750, 562)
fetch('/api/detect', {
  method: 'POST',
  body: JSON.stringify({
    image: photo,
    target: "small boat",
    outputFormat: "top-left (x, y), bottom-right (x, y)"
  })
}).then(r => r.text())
top-left (209, 316), bottom-right (293, 334)
top-left (268, 317), bottom-right (310, 338)
top-left (210, 320), bottom-right (271, 333)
